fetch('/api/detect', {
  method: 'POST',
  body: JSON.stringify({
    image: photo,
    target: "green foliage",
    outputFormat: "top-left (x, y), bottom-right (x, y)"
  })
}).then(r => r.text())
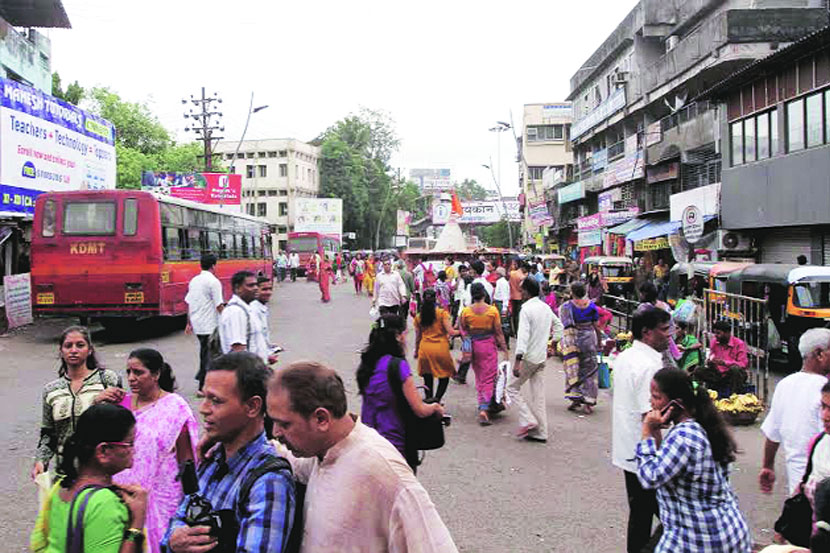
top-left (318, 108), bottom-right (407, 249)
top-left (51, 72), bottom-right (83, 105)
top-left (478, 219), bottom-right (514, 249)
top-left (87, 87), bottom-right (171, 155)
top-left (455, 178), bottom-right (489, 201)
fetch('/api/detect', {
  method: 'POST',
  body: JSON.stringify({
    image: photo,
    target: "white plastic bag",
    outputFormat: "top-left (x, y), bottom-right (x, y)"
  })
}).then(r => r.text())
top-left (369, 306), bottom-right (380, 322)
top-left (35, 471), bottom-right (52, 506)
top-left (495, 361), bottom-right (511, 406)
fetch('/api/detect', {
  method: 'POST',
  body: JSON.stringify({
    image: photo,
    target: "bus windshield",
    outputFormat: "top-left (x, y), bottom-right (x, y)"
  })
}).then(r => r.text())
top-left (289, 236), bottom-right (319, 252)
top-left (63, 202), bottom-right (116, 235)
top-left (793, 282), bottom-right (830, 309)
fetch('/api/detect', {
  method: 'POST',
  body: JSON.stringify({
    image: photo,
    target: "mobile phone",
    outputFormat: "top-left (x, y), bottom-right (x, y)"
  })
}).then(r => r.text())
top-left (661, 399), bottom-right (684, 417)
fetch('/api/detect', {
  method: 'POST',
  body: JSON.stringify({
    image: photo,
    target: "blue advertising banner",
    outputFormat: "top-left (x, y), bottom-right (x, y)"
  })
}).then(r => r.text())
top-left (0, 183), bottom-right (43, 214)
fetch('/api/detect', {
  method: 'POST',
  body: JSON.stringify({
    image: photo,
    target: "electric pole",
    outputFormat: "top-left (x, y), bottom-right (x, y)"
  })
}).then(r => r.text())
top-left (182, 87), bottom-right (224, 172)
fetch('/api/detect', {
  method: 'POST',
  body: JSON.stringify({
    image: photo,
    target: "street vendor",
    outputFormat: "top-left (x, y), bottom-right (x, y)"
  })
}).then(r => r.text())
top-left (694, 320), bottom-right (749, 393)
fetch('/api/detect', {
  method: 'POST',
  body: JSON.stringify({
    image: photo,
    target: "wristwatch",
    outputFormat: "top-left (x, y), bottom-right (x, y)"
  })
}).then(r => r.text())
top-left (124, 528), bottom-right (145, 546)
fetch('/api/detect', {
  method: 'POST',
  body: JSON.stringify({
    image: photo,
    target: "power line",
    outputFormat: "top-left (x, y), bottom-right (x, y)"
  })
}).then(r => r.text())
top-left (182, 87), bottom-right (224, 172)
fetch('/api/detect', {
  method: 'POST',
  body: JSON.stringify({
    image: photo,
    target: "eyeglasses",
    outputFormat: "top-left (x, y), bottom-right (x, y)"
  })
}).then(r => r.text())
top-left (101, 441), bottom-right (135, 449)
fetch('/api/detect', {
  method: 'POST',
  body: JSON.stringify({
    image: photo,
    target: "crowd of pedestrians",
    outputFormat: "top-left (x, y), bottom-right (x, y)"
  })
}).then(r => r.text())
top-left (27, 248), bottom-right (830, 552)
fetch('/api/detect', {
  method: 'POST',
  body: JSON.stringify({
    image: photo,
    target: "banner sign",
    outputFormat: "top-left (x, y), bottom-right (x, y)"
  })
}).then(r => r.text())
top-left (577, 208), bottom-right (639, 231)
top-left (542, 103), bottom-right (572, 120)
top-left (571, 87), bottom-right (625, 140)
top-left (558, 181), bottom-right (585, 204)
top-left (603, 151), bottom-right (644, 189)
top-left (634, 236), bottom-right (670, 251)
top-left (528, 200), bottom-right (554, 227)
top-left (646, 121), bottom-right (662, 147)
top-left (396, 210), bottom-right (411, 236)
top-left (4, 272), bottom-right (33, 329)
top-left (577, 213), bottom-right (603, 231)
top-left (410, 168), bottom-right (451, 192)
top-left (294, 198), bottom-right (343, 237)
top-left (432, 200), bottom-right (520, 225)
top-left (141, 172), bottom-right (242, 205)
top-left (578, 229), bottom-right (603, 247)
top-left (0, 78), bottom-right (116, 215)
top-left (598, 189), bottom-right (619, 212)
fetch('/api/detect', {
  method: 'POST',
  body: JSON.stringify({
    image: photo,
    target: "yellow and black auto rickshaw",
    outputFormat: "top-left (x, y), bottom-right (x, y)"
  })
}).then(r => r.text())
top-left (581, 256), bottom-right (635, 297)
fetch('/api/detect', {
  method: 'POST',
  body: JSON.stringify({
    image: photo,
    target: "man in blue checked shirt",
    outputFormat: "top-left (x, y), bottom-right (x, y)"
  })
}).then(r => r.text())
top-left (162, 352), bottom-right (295, 553)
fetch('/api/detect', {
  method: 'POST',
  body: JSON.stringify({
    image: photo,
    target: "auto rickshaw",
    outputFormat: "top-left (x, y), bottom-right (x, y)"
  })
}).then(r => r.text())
top-left (725, 264), bottom-right (830, 368)
top-left (540, 254), bottom-right (566, 279)
top-left (666, 261), bottom-right (717, 306)
top-left (581, 256), bottom-right (635, 297)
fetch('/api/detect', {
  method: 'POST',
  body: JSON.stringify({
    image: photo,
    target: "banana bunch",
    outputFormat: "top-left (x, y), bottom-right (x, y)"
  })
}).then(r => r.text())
top-left (615, 332), bottom-right (633, 341)
top-left (708, 390), bottom-right (718, 400)
top-left (715, 393), bottom-right (763, 414)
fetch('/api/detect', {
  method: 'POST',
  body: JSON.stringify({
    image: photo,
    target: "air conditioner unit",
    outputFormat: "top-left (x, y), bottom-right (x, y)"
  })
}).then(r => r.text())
top-left (612, 72), bottom-right (629, 85)
top-left (716, 230), bottom-right (752, 252)
top-left (666, 35), bottom-right (679, 53)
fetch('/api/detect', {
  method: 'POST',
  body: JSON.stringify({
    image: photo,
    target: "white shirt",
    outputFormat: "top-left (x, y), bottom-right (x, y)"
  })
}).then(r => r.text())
top-left (454, 277), bottom-right (467, 302)
top-left (611, 340), bottom-right (664, 473)
top-left (472, 277), bottom-right (494, 302)
top-left (493, 277), bottom-right (511, 304)
top-left (249, 299), bottom-right (272, 363)
top-left (184, 270), bottom-right (224, 335)
top-left (218, 295), bottom-right (264, 358)
top-left (515, 297), bottom-right (563, 365)
top-left (761, 371), bottom-right (826, 493)
top-left (289, 253), bottom-right (300, 268)
top-left (375, 270), bottom-right (406, 308)
top-left (276, 421), bottom-right (458, 553)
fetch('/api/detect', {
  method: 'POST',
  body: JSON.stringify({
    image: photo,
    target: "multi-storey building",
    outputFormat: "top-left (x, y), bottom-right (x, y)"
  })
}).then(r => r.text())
top-left (561, 0), bottom-right (827, 264)
top-left (518, 103), bottom-right (573, 251)
top-left (704, 26), bottom-right (830, 263)
top-left (214, 139), bottom-right (320, 253)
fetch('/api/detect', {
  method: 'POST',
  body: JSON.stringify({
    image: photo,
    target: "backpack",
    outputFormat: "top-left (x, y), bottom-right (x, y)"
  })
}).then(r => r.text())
top-left (238, 455), bottom-right (305, 553)
top-left (421, 263), bottom-right (437, 289)
top-left (208, 303), bottom-right (250, 360)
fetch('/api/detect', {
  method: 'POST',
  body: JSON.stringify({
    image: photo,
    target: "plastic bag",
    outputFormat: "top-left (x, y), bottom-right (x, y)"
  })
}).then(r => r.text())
top-left (673, 299), bottom-right (697, 324)
top-left (369, 306), bottom-right (380, 321)
top-left (495, 361), bottom-right (510, 406)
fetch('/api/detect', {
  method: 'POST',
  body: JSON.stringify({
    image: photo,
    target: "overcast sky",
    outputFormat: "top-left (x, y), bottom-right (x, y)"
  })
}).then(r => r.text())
top-left (47, 0), bottom-right (639, 196)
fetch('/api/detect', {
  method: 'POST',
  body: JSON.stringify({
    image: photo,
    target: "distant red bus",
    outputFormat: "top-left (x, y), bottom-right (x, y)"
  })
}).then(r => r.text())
top-left (31, 190), bottom-right (272, 329)
top-left (287, 231), bottom-right (340, 277)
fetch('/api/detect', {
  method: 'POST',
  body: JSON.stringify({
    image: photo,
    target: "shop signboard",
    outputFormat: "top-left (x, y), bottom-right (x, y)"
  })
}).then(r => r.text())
top-left (598, 189), bottom-right (618, 212)
top-left (603, 208), bottom-right (639, 227)
top-left (578, 229), bottom-right (603, 247)
top-left (592, 149), bottom-right (608, 171)
top-left (294, 198), bottom-right (343, 237)
top-left (634, 236), bottom-right (670, 251)
top-left (432, 200), bottom-right (520, 225)
top-left (529, 200), bottom-right (554, 227)
top-left (4, 272), bottom-right (32, 329)
top-left (141, 172), bottom-right (242, 205)
top-left (396, 210), bottom-right (411, 236)
top-left (603, 151), bottom-right (644, 189)
top-left (558, 181), bottom-right (585, 204)
top-left (542, 103), bottom-right (572, 120)
top-left (0, 78), bottom-right (116, 216)
top-left (410, 168), bottom-right (451, 192)
top-left (577, 213), bottom-right (603, 231)
top-left (571, 87), bottom-right (625, 140)
top-left (670, 182), bottom-right (720, 222)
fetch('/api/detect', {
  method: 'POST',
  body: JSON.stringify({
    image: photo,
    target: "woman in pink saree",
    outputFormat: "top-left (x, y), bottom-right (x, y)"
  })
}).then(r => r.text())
top-left (114, 348), bottom-right (198, 553)
top-left (319, 253), bottom-right (333, 303)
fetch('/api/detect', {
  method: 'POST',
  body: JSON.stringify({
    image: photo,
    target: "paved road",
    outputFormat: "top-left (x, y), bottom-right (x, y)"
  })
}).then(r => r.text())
top-left (1, 278), bottom-right (792, 551)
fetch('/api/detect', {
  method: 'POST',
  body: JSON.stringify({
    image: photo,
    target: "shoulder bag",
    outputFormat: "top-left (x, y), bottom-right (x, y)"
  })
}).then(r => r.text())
top-left (775, 432), bottom-right (826, 546)
top-left (386, 357), bottom-right (445, 456)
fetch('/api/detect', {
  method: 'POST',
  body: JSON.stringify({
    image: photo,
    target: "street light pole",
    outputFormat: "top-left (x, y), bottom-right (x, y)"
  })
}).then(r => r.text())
top-left (487, 121), bottom-right (514, 249)
top-left (227, 92), bottom-right (268, 211)
top-left (482, 161), bottom-right (513, 250)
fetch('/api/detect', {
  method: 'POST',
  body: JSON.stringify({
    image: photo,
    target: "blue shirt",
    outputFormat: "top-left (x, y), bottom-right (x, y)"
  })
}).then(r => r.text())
top-left (161, 431), bottom-right (295, 553)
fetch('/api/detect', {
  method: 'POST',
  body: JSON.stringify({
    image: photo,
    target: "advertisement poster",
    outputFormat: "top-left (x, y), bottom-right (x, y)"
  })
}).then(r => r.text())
top-left (294, 198), bottom-right (343, 237)
top-left (396, 210), bottom-right (411, 236)
top-left (141, 172), bottom-right (242, 205)
top-left (0, 78), bottom-right (116, 216)
top-left (4, 272), bottom-right (33, 329)
top-left (528, 200), bottom-right (554, 227)
top-left (410, 168), bottom-right (452, 192)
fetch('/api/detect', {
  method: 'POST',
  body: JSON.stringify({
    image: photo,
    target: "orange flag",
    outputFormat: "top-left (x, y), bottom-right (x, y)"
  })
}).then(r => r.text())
top-left (451, 192), bottom-right (463, 217)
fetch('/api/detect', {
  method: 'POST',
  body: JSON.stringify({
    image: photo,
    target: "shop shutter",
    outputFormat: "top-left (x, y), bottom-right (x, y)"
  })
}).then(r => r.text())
top-left (760, 227), bottom-right (812, 264)
top-left (823, 232), bottom-right (830, 266)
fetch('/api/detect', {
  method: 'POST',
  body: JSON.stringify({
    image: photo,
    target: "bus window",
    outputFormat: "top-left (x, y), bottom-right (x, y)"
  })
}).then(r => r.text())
top-left (183, 229), bottom-right (200, 260)
top-left (220, 233), bottom-right (232, 259)
top-left (63, 202), bottom-right (116, 235)
top-left (163, 227), bottom-right (181, 260)
top-left (204, 212), bottom-right (220, 230)
top-left (240, 234), bottom-right (249, 258)
top-left (42, 200), bottom-right (56, 237)
top-left (207, 231), bottom-right (221, 255)
top-left (160, 203), bottom-right (184, 226)
top-left (198, 230), bottom-right (209, 256)
top-left (124, 199), bottom-right (138, 236)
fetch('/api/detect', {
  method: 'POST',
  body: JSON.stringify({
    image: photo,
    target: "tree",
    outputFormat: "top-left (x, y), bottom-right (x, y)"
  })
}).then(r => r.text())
top-left (455, 178), bottom-right (489, 201)
top-left (51, 72), bottom-right (83, 105)
top-left (478, 219), bottom-right (513, 248)
top-left (87, 87), bottom-right (171, 155)
top-left (317, 108), bottom-right (402, 249)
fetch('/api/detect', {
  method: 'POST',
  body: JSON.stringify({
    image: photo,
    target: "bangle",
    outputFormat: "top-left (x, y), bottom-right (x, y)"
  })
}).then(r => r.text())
top-left (124, 528), bottom-right (144, 545)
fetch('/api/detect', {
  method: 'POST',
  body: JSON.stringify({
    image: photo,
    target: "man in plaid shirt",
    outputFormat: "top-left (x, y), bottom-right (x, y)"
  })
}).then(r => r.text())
top-left (163, 352), bottom-right (295, 553)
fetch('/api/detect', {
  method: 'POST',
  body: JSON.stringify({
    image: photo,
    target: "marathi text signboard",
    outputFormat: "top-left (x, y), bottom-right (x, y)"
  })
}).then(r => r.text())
top-left (603, 151), bottom-right (644, 189)
top-left (634, 236), bottom-right (670, 251)
top-left (0, 78), bottom-right (116, 216)
top-left (578, 230), bottom-right (602, 247)
top-left (4, 272), bottom-right (33, 329)
top-left (558, 181), bottom-right (585, 204)
top-left (571, 87), bottom-right (625, 140)
top-left (577, 208), bottom-right (639, 231)
top-left (542, 103), bottom-right (572, 120)
top-left (141, 172), bottom-right (242, 205)
top-left (528, 200), bottom-right (554, 227)
top-left (432, 200), bottom-right (521, 225)
top-left (294, 198), bottom-right (343, 237)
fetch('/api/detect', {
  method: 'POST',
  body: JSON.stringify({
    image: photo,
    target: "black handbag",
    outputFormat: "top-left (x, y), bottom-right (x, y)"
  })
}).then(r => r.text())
top-left (386, 357), bottom-right (445, 452)
top-left (775, 432), bottom-right (825, 546)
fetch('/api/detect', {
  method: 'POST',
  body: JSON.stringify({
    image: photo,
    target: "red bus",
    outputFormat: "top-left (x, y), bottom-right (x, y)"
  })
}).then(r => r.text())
top-left (31, 190), bottom-right (272, 329)
top-left (287, 231), bottom-right (341, 277)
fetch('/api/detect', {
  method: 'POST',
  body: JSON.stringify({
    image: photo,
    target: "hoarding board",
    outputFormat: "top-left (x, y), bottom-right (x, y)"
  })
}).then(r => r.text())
top-left (4, 272), bottom-right (32, 329)
top-left (410, 168), bottom-right (451, 191)
top-left (432, 200), bottom-right (521, 225)
top-left (141, 172), bottom-right (242, 205)
top-left (0, 78), bottom-right (116, 216)
top-left (528, 200), bottom-right (554, 227)
top-left (396, 210), bottom-right (411, 236)
top-left (558, 181), bottom-right (585, 204)
top-left (294, 198), bottom-right (343, 237)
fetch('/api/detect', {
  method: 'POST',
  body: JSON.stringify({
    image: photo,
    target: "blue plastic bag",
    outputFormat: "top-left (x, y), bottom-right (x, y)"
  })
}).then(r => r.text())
top-left (598, 361), bottom-right (611, 389)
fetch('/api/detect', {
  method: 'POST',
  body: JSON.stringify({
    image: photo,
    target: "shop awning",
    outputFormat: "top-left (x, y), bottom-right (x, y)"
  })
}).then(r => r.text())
top-left (626, 220), bottom-right (680, 242)
top-left (607, 218), bottom-right (649, 236)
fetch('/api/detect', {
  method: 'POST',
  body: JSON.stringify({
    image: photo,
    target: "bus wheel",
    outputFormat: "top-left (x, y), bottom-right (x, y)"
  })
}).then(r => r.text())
top-left (79, 316), bottom-right (90, 327)
top-left (99, 317), bottom-right (137, 336)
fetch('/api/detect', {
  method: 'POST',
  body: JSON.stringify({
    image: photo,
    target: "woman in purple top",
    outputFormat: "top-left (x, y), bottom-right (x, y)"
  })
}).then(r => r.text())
top-left (357, 313), bottom-right (444, 473)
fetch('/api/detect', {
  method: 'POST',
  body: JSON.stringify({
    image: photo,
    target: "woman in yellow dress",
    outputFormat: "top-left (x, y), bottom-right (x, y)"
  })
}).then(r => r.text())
top-left (415, 289), bottom-right (459, 402)
top-left (363, 255), bottom-right (376, 297)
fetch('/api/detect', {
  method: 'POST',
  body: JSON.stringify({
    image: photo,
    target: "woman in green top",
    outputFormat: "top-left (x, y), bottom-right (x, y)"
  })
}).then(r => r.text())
top-left (31, 403), bottom-right (147, 553)
top-left (676, 320), bottom-right (703, 372)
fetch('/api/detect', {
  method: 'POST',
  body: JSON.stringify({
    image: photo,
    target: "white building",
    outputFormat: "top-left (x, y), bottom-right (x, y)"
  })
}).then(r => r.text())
top-left (214, 139), bottom-right (320, 252)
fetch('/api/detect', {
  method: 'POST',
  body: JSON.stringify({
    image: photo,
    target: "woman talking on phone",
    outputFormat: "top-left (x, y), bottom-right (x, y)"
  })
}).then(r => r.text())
top-left (636, 368), bottom-right (751, 553)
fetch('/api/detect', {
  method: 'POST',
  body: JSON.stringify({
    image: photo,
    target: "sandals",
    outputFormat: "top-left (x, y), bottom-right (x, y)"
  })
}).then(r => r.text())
top-left (478, 411), bottom-right (492, 426)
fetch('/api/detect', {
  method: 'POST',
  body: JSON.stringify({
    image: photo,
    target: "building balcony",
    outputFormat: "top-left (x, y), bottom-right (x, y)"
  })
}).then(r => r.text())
top-left (0, 17), bottom-right (52, 93)
top-left (641, 8), bottom-right (829, 96)
top-left (647, 101), bottom-right (716, 164)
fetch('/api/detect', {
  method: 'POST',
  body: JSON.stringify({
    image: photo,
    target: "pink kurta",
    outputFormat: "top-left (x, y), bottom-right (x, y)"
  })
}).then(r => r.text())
top-left (114, 393), bottom-right (198, 553)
